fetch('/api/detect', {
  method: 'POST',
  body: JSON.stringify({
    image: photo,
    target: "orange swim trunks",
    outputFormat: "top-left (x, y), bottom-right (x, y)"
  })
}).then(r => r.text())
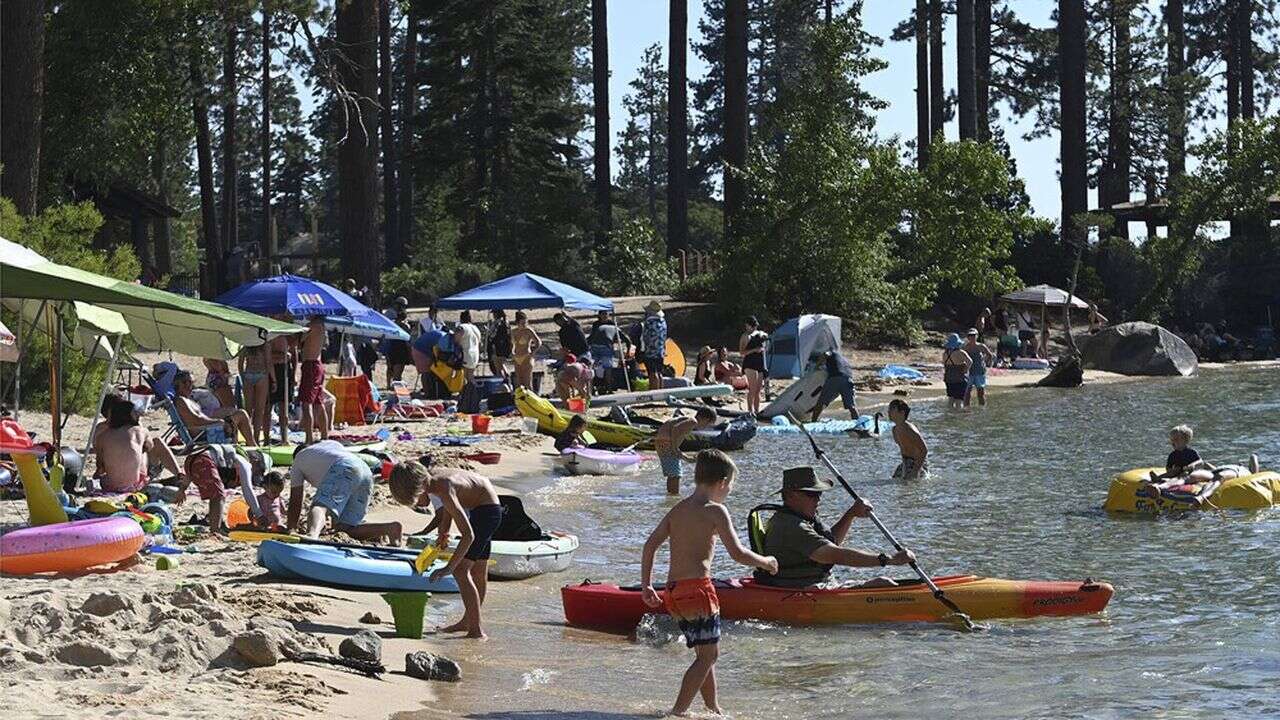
top-left (664, 577), bottom-right (721, 647)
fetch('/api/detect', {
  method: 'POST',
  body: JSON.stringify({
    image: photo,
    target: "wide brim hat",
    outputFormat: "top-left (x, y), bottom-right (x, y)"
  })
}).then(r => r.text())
top-left (775, 465), bottom-right (834, 494)
top-left (945, 333), bottom-right (963, 350)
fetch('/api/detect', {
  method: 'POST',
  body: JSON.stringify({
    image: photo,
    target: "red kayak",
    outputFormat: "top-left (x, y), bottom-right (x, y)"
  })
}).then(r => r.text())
top-left (562, 575), bottom-right (1114, 631)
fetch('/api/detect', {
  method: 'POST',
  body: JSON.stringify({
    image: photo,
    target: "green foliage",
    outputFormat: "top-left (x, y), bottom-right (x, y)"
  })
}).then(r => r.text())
top-left (380, 190), bottom-right (499, 304)
top-left (1141, 117), bottom-right (1280, 322)
top-left (0, 199), bottom-right (138, 414)
top-left (673, 272), bottom-right (720, 303)
top-left (898, 140), bottom-right (1027, 302)
top-left (594, 218), bottom-right (678, 297)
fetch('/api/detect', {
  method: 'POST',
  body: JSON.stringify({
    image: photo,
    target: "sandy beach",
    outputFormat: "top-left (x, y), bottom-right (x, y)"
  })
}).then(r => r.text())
top-left (3, 336), bottom-right (1270, 719)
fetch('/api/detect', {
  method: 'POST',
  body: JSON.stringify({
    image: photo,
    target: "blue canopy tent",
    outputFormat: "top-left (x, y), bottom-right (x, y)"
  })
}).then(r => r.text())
top-left (216, 274), bottom-right (408, 341)
top-left (437, 273), bottom-right (613, 312)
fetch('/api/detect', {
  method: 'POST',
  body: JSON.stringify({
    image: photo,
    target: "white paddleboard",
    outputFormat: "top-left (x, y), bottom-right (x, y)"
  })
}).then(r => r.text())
top-left (759, 367), bottom-right (829, 419)
top-left (550, 383), bottom-right (734, 409)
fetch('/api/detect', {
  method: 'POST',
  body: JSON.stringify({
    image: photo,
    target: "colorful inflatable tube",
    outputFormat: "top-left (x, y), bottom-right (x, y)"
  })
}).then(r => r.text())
top-left (1104, 467), bottom-right (1280, 513)
top-left (0, 517), bottom-right (145, 575)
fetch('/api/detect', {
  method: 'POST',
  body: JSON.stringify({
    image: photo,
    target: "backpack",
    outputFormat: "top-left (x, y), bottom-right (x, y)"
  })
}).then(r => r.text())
top-left (457, 380), bottom-right (482, 414)
top-left (494, 494), bottom-right (544, 541)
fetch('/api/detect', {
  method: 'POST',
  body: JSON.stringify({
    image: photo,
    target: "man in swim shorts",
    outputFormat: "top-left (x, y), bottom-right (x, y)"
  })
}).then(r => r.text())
top-left (93, 394), bottom-right (185, 493)
top-left (655, 407), bottom-right (718, 495)
top-left (298, 316), bottom-right (329, 444)
top-left (286, 440), bottom-right (401, 544)
top-left (388, 458), bottom-right (504, 639)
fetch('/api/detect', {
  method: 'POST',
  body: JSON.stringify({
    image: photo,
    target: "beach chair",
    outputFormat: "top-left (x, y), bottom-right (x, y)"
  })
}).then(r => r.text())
top-left (157, 395), bottom-right (227, 452)
top-left (387, 381), bottom-right (440, 420)
top-left (326, 375), bottom-right (381, 426)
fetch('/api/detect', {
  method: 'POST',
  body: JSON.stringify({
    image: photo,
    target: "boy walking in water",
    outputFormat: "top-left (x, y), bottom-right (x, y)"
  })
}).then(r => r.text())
top-left (640, 450), bottom-right (778, 717)
top-left (298, 316), bottom-right (329, 444)
top-left (888, 399), bottom-right (929, 479)
top-left (655, 407), bottom-right (719, 494)
top-left (388, 458), bottom-right (504, 639)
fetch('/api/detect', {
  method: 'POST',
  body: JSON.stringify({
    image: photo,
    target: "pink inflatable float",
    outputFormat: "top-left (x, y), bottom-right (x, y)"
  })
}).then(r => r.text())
top-left (0, 517), bottom-right (144, 575)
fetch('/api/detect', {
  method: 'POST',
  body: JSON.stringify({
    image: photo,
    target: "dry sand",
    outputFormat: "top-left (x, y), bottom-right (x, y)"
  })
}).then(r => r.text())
top-left (3, 328), bottom-right (1261, 719)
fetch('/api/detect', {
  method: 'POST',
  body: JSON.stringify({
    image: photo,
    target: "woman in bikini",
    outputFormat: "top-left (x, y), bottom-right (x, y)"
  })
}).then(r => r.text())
top-left (511, 311), bottom-right (542, 390)
top-left (238, 344), bottom-right (271, 445)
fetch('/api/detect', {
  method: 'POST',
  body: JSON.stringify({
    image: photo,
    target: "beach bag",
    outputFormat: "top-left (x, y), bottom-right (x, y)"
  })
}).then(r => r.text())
top-left (456, 381), bottom-right (482, 414)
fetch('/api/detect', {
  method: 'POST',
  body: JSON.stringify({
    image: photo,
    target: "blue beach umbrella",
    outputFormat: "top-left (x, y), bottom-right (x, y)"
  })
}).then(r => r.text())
top-left (216, 274), bottom-right (409, 341)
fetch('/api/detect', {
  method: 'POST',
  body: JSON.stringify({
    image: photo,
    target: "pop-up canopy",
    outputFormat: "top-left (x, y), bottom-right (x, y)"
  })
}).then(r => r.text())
top-left (1, 237), bottom-right (300, 358)
top-left (437, 273), bottom-right (614, 312)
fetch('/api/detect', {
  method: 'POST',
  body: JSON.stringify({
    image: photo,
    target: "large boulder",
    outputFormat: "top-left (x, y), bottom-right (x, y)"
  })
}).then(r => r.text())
top-left (1081, 322), bottom-right (1198, 376)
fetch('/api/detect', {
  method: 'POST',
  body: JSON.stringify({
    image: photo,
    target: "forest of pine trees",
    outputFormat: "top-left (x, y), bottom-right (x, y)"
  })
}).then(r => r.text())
top-left (2, 0), bottom-right (1279, 341)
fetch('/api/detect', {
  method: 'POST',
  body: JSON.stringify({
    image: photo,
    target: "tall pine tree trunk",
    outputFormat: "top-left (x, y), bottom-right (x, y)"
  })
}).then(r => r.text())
top-left (956, 0), bottom-right (976, 140)
top-left (398, 3), bottom-right (419, 261)
top-left (261, 1), bottom-right (273, 261)
top-left (379, 0), bottom-right (400, 266)
top-left (723, 0), bottom-right (748, 247)
top-left (1165, 0), bottom-right (1186, 183)
top-left (1058, 0), bottom-right (1088, 257)
top-left (975, 0), bottom-right (991, 142)
top-left (336, 0), bottom-right (382, 293)
top-left (191, 50), bottom-right (222, 295)
top-left (667, 0), bottom-right (689, 255)
top-left (929, 0), bottom-right (945, 139)
top-left (1226, 4), bottom-right (1239, 136)
top-left (916, 0), bottom-right (931, 168)
top-left (1103, 0), bottom-right (1131, 239)
top-left (153, 139), bottom-right (172, 274)
top-left (1237, 0), bottom-right (1253, 120)
top-left (221, 5), bottom-right (240, 259)
top-left (0, 0), bottom-right (44, 215)
top-left (592, 0), bottom-right (612, 250)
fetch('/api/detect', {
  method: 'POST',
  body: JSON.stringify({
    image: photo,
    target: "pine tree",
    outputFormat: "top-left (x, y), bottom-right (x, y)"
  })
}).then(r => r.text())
top-left (592, 0), bottom-right (612, 250)
top-left (1059, 0), bottom-right (1088, 250)
top-left (669, 0), bottom-right (690, 255)
top-left (957, 0), bottom-right (977, 140)
top-left (0, 0), bottom-right (45, 215)
top-left (723, 0), bottom-right (748, 245)
top-left (617, 45), bottom-right (668, 229)
top-left (335, 0), bottom-right (381, 292)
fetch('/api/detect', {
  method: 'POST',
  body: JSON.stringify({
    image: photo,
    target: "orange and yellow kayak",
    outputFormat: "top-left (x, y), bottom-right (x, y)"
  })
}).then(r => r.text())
top-left (562, 575), bottom-right (1113, 631)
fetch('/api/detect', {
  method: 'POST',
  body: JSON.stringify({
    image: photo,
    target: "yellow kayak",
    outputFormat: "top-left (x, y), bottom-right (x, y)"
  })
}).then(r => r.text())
top-left (515, 388), bottom-right (654, 449)
top-left (1104, 467), bottom-right (1280, 513)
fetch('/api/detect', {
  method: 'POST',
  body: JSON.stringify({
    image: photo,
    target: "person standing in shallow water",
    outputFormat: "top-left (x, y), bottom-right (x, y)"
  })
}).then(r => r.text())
top-left (739, 316), bottom-right (768, 416)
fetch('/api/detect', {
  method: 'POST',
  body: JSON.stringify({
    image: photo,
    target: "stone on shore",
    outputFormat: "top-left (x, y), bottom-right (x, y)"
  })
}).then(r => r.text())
top-left (405, 651), bottom-right (461, 682)
top-left (233, 631), bottom-right (282, 667)
top-left (339, 630), bottom-right (382, 663)
top-left (1080, 322), bottom-right (1198, 376)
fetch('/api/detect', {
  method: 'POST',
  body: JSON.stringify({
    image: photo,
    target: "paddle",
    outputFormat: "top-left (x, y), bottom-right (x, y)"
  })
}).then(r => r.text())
top-left (785, 413), bottom-right (979, 631)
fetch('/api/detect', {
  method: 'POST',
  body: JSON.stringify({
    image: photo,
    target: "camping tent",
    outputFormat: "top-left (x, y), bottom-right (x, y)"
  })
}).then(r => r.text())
top-left (437, 273), bottom-right (613, 311)
top-left (766, 314), bottom-right (842, 379)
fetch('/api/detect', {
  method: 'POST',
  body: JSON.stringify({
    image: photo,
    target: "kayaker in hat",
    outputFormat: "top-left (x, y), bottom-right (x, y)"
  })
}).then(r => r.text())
top-left (752, 466), bottom-right (914, 589)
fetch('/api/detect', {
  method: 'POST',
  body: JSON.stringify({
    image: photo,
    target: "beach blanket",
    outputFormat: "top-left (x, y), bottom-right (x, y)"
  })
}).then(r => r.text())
top-left (878, 364), bottom-right (925, 381)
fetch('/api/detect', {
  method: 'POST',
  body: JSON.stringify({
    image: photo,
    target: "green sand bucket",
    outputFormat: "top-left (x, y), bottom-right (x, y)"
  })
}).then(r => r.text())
top-left (382, 592), bottom-right (431, 639)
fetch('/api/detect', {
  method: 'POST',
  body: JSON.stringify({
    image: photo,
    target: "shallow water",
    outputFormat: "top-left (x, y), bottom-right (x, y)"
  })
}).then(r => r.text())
top-left (415, 366), bottom-right (1280, 719)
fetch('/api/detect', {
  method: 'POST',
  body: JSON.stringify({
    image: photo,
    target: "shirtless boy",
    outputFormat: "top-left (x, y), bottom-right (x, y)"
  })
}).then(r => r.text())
top-left (888, 399), bottom-right (929, 479)
top-left (640, 450), bottom-right (778, 717)
top-left (389, 458), bottom-right (504, 639)
top-left (511, 311), bottom-right (542, 390)
top-left (93, 395), bottom-right (185, 493)
top-left (656, 407), bottom-right (718, 495)
top-left (298, 316), bottom-right (329, 444)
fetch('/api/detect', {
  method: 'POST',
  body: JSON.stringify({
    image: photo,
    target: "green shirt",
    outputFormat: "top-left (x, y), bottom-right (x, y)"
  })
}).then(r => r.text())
top-left (754, 508), bottom-right (834, 588)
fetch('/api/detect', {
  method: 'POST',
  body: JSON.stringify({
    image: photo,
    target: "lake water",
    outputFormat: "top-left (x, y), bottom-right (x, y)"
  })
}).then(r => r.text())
top-left (412, 365), bottom-right (1279, 720)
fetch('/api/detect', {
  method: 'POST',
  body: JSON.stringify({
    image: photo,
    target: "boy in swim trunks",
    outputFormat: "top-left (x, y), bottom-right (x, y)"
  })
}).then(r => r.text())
top-left (298, 316), bottom-right (329, 445)
top-left (640, 449), bottom-right (778, 717)
top-left (388, 458), bottom-right (504, 639)
top-left (888, 399), bottom-right (929, 479)
top-left (655, 407), bottom-right (719, 495)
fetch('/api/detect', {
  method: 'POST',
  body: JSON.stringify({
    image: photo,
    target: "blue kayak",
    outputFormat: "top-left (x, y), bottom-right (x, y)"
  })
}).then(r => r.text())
top-left (256, 540), bottom-right (460, 593)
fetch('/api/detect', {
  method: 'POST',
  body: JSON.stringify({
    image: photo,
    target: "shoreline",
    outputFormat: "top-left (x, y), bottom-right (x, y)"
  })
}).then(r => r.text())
top-left (1, 359), bottom-right (1275, 718)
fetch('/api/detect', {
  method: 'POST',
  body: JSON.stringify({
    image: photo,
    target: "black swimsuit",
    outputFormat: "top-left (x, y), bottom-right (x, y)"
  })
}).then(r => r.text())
top-left (743, 332), bottom-right (767, 373)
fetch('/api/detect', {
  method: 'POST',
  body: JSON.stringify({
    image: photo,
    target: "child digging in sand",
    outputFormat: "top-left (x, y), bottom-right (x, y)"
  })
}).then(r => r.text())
top-left (255, 471), bottom-right (288, 530)
top-left (888, 399), bottom-right (929, 480)
top-left (640, 449), bottom-right (778, 717)
top-left (389, 458), bottom-right (503, 639)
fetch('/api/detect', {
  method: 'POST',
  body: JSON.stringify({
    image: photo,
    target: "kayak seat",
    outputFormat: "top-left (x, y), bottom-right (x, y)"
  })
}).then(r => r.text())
top-left (494, 494), bottom-right (544, 542)
top-left (746, 503), bottom-right (784, 555)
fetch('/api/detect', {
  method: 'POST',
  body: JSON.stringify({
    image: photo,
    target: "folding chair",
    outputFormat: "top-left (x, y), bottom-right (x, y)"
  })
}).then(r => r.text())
top-left (387, 380), bottom-right (440, 420)
top-left (158, 396), bottom-right (227, 453)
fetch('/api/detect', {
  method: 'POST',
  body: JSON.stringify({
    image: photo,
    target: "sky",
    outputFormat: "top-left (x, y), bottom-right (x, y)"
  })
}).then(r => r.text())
top-left (604, 0), bottom-right (1068, 220)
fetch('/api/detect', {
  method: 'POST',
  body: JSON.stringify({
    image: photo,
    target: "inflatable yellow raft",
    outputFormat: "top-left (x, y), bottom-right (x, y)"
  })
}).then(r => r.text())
top-left (1104, 467), bottom-right (1280, 513)
top-left (515, 388), bottom-right (654, 449)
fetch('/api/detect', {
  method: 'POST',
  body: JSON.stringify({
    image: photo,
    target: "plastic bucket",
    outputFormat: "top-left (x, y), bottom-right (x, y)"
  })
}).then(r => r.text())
top-left (381, 591), bottom-right (431, 639)
top-left (226, 498), bottom-right (250, 528)
top-left (521, 417), bottom-right (540, 434)
top-left (566, 397), bottom-right (586, 413)
top-left (471, 414), bottom-right (491, 434)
